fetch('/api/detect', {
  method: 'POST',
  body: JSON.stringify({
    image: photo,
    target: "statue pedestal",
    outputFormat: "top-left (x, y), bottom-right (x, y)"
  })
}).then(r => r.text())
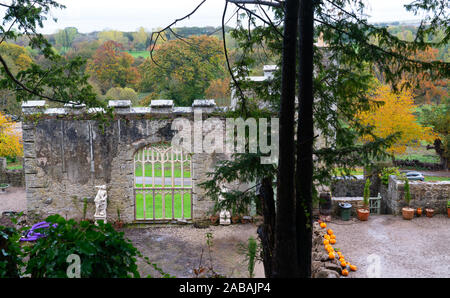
top-left (94, 215), bottom-right (107, 225)
top-left (220, 210), bottom-right (231, 225)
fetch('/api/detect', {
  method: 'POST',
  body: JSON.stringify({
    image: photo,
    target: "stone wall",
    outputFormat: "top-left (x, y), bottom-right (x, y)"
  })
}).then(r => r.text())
top-left (330, 174), bottom-right (448, 216)
top-left (386, 175), bottom-right (450, 215)
top-left (312, 222), bottom-right (341, 278)
top-left (330, 176), bottom-right (380, 197)
top-left (22, 99), bottom-right (230, 223)
top-left (0, 157), bottom-right (25, 187)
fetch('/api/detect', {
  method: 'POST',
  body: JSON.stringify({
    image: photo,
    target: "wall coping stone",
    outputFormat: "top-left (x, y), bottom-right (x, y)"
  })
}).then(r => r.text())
top-left (108, 100), bottom-right (131, 108)
top-left (22, 100), bottom-right (46, 108)
top-left (22, 100), bottom-right (222, 117)
top-left (192, 99), bottom-right (216, 107)
top-left (151, 100), bottom-right (174, 108)
top-left (64, 102), bottom-right (86, 109)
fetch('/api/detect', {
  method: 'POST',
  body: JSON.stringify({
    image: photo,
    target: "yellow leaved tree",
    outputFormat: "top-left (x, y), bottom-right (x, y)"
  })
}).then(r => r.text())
top-left (357, 84), bottom-right (435, 155)
top-left (0, 112), bottom-right (22, 158)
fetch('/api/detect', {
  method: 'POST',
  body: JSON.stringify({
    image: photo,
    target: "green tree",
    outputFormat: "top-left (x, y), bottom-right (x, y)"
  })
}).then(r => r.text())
top-left (192, 0), bottom-right (448, 278)
top-left (418, 98), bottom-right (450, 169)
top-left (139, 35), bottom-right (226, 106)
top-left (0, 43), bottom-right (33, 115)
top-left (105, 86), bottom-right (139, 105)
top-left (98, 30), bottom-right (129, 46)
top-left (132, 27), bottom-right (149, 51)
top-left (0, 1), bottom-right (106, 111)
top-left (54, 27), bottom-right (78, 54)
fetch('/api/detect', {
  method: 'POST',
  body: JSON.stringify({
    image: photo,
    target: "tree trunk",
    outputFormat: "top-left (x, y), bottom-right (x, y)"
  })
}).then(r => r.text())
top-left (256, 176), bottom-right (276, 278)
top-left (296, 0), bottom-right (314, 278)
top-left (273, 0), bottom-right (300, 278)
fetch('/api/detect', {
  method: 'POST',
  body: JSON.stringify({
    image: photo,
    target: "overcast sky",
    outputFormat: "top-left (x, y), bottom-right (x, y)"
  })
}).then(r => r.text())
top-left (37, 0), bottom-right (423, 34)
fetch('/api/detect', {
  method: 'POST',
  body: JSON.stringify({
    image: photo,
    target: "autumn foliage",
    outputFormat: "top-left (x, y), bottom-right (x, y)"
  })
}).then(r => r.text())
top-left (357, 84), bottom-right (435, 155)
top-left (86, 41), bottom-right (140, 93)
top-left (139, 35), bottom-right (226, 106)
top-left (0, 112), bottom-right (22, 158)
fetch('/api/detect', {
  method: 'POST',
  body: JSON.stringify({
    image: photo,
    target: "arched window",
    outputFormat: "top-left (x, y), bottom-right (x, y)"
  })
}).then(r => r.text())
top-left (134, 143), bottom-right (192, 221)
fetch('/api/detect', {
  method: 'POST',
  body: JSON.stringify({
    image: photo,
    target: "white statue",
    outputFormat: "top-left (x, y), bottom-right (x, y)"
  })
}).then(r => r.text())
top-left (94, 185), bottom-right (107, 224)
top-left (219, 185), bottom-right (231, 225)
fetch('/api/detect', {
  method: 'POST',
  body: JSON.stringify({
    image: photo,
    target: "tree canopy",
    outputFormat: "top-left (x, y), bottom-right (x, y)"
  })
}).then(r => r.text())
top-left (140, 35), bottom-right (227, 106)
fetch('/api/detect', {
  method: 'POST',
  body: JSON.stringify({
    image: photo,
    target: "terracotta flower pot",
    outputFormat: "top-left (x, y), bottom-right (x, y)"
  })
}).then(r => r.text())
top-left (231, 215), bottom-right (240, 224)
top-left (114, 221), bottom-right (124, 229)
top-left (448, 208), bottom-right (450, 218)
top-left (210, 215), bottom-right (219, 225)
top-left (402, 207), bottom-right (414, 220)
top-left (425, 208), bottom-right (434, 218)
top-left (416, 208), bottom-right (422, 217)
top-left (241, 216), bottom-right (252, 224)
top-left (356, 208), bottom-right (369, 221)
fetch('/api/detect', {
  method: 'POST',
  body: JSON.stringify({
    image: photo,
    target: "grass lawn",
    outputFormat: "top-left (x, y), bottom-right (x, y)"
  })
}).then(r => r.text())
top-left (135, 191), bottom-right (191, 220)
top-left (424, 176), bottom-right (450, 182)
top-left (333, 167), bottom-right (364, 176)
top-left (126, 51), bottom-right (150, 59)
top-left (395, 145), bottom-right (440, 164)
top-left (134, 162), bottom-right (191, 178)
top-left (6, 159), bottom-right (22, 170)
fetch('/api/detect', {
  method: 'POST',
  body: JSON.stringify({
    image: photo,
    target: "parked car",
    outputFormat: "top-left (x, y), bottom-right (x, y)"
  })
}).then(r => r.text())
top-left (405, 171), bottom-right (425, 181)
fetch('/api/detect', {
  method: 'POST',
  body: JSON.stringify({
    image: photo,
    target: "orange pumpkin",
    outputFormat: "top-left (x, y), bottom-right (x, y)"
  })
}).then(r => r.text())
top-left (339, 257), bottom-right (345, 263)
top-left (330, 239), bottom-right (336, 245)
top-left (324, 234), bottom-right (331, 240)
top-left (320, 222), bottom-right (327, 229)
top-left (323, 239), bottom-right (330, 245)
top-left (350, 265), bottom-right (357, 271)
top-left (341, 269), bottom-right (349, 276)
top-left (328, 252), bottom-right (335, 260)
top-left (340, 261), bottom-right (347, 268)
top-left (330, 234), bottom-right (336, 239)
top-left (327, 229), bottom-right (333, 235)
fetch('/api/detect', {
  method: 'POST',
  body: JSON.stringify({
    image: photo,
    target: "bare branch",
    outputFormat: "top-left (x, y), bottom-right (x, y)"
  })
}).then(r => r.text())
top-left (0, 53), bottom-right (67, 104)
top-left (222, 0), bottom-right (247, 116)
top-left (232, 2), bottom-right (284, 38)
top-left (227, 0), bottom-right (283, 8)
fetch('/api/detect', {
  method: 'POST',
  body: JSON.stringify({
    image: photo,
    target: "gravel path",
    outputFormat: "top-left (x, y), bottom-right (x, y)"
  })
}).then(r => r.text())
top-left (124, 223), bottom-right (265, 278)
top-left (0, 187), bottom-right (26, 215)
top-left (326, 215), bottom-right (450, 278)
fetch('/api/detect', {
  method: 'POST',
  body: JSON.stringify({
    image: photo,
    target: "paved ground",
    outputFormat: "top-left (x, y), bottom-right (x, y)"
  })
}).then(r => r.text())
top-left (0, 187), bottom-right (26, 215)
top-left (326, 215), bottom-right (450, 278)
top-left (123, 223), bottom-right (265, 278)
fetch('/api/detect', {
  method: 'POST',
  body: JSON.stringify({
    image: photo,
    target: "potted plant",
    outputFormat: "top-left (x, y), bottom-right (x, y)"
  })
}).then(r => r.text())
top-left (114, 208), bottom-right (124, 229)
top-left (401, 179), bottom-right (414, 220)
top-left (210, 214), bottom-right (219, 225)
top-left (231, 205), bottom-right (240, 224)
top-left (0, 183), bottom-right (9, 193)
top-left (416, 207), bottom-right (422, 217)
top-left (357, 179), bottom-right (371, 221)
top-left (425, 207), bottom-right (434, 218)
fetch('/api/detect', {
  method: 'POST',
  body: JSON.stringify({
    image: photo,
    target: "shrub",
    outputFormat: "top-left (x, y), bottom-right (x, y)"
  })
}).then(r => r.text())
top-left (404, 178), bottom-right (411, 207)
top-left (0, 225), bottom-right (24, 278)
top-left (380, 167), bottom-right (401, 185)
top-left (363, 178), bottom-right (371, 208)
top-left (24, 214), bottom-right (140, 278)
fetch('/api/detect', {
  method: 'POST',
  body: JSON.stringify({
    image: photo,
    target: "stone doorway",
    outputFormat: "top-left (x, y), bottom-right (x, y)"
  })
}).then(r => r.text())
top-left (133, 143), bottom-right (192, 222)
